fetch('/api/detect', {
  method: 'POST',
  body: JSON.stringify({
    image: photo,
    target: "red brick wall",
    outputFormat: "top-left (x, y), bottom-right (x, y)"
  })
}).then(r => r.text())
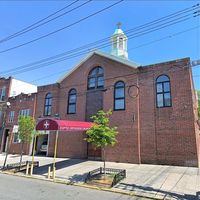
top-left (35, 54), bottom-right (200, 167)
top-left (9, 142), bottom-right (30, 155)
top-left (0, 77), bottom-right (12, 101)
top-left (3, 93), bottom-right (37, 155)
top-left (139, 58), bottom-right (199, 166)
top-left (0, 77), bottom-right (12, 147)
top-left (35, 83), bottom-right (60, 119)
top-left (47, 131), bottom-right (87, 158)
top-left (58, 54), bottom-right (140, 163)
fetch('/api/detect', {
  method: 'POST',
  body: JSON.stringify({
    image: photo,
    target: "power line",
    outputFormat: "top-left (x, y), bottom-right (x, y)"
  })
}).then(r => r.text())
top-left (50, 64), bottom-right (196, 93)
top-left (9, 25), bottom-right (199, 91)
top-left (2, 13), bottom-right (198, 76)
top-left (2, 2), bottom-right (197, 47)
top-left (22, 64), bottom-right (197, 104)
top-left (0, 0), bottom-right (79, 43)
top-left (1, 2), bottom-right (198, 56)
top-left (0, 0), bottom-right (124, 54)
top-left (128, 25), bottom-right (200, 51)
top-left (0, 0), bottom-right (93, 44)
top-left (0, 3), bottom-right (198, 75)
top-left (125, 3), bottom-right (199, 35)
top-left (0, 17), bottom-right (195, 76)
top-left (10, 58), bottom-right (199, 98)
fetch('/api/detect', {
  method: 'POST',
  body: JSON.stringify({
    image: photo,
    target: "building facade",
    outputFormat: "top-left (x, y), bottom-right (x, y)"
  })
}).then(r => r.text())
top-left (35, 26), bottom-right (199, 167)
top-left (1, 26), bottom-right (200, 167)
top-left (0, 77), bottom-right (37, 152)
top-left (2, 93), bottom-right (37, 155)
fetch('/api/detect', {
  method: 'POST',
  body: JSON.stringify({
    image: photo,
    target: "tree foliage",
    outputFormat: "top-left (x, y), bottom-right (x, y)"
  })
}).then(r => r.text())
top-left (85, 110), bottom-right (118, 149)
top-left (85, 110), bottom-right (118, 176)
top-left (18, 116), bottom-right (35, 144)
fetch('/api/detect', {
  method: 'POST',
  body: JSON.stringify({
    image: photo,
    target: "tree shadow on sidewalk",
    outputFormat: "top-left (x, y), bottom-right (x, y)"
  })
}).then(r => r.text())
top-left (67, 173), bottom-right (88, 183)
top-left (114, 183), bottom-right (200, 200)
top-left (33, 159), bottom-right (87, 175)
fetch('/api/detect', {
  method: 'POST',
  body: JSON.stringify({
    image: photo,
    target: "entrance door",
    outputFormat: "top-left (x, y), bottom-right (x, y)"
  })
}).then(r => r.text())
top-left (36, 134), bottom-right (48, 156)
top-left (87, 144), bottom-right (101, 160)
top-left (2, 129), bottom-right (9, 152)
top-left (86, 90), bottom-right (103, 160)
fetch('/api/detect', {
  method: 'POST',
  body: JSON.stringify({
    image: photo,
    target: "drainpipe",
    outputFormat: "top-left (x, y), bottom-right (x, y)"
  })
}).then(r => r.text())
top-left (137, 77), bottom-right (141, 164)
top-left (128, 77), bottom-right (141, 164)
top-left (30, 93), bottom-right (37, 156)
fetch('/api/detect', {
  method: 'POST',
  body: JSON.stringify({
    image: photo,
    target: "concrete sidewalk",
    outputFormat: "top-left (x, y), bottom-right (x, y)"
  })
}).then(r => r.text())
top-left (0, 154), bottom-right (199, 200)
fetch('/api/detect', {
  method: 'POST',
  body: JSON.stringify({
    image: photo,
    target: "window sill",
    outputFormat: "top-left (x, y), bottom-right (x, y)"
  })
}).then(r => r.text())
top-left (87, 87), bottom-right (104, 91)
top-left (156, 106), bottom-right (172, 108)
top-left (113, 109), bottom-right (126, 111)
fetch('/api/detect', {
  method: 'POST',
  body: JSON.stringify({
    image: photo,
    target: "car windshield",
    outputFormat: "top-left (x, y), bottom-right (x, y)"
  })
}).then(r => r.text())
top-left (42, 141), bottom-right (47, 145)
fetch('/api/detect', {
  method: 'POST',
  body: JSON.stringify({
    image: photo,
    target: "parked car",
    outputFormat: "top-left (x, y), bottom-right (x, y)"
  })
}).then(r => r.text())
top-left (40, 141), bottom-right (48, 152)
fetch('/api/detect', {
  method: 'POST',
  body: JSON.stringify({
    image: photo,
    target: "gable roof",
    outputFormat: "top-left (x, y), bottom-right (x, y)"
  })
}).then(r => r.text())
top-left (57, 50), bottom-right (139, 83)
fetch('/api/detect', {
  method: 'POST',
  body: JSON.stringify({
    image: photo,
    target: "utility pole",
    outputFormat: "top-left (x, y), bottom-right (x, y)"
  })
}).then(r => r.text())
top-left (191, 59), bottom-right (200, 67)
top-left (0, 102), bottom-right (10, 151)
top-left (0, 101), bottom-right (11, 168)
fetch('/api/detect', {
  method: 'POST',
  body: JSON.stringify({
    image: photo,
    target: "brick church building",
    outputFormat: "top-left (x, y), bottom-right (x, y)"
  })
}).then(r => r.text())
top-left (35, 26), bottom-right (199, 167)
top-left (1, 26), bottom-right (199, 167)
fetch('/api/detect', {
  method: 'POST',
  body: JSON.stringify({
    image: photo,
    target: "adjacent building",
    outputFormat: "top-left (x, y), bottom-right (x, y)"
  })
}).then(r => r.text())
top-left (1, 26), bottom-right (199, 167)
top-left (0, 77), bottom-right (37, 152)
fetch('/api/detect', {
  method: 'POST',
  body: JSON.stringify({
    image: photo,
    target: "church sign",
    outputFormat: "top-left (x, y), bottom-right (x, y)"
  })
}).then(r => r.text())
top-left (36, 119), bottom-right (93, 132)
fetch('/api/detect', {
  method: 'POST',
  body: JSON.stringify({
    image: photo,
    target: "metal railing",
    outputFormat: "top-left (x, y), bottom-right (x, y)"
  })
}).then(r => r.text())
top-left (4, 161), bottom-right (39, 172)
top-left (85, 167), bottom-right (126, 187)
top-left (85, 167), bottom-right (101, 181)
top-left (112, 169), bottom-right (126, 187)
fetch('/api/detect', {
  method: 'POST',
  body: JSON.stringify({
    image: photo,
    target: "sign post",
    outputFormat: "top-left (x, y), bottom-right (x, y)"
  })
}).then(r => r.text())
top-left (52, 130), bottom-right (58, 180)
top-left (30, 131), bottom-right (37, 176)
top-left (35, 118), bottom-right (93, 179)
top-left (3, 131), bottom-right (13, 169)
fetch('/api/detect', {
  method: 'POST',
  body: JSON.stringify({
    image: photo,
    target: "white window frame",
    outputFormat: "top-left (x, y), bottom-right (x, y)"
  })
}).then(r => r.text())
top-left (0, 87), bottom-right (6, 101)
top-left (8, 111), bottom-right (15, 123)
top-left (19, 109), bottom-right (31, 117)
top-left (13, 132), bottom-right (21, 143)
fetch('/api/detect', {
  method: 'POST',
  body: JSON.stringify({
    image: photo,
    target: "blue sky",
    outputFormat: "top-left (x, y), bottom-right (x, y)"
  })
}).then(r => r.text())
top-left (0, 0), bottom-right (199, 89)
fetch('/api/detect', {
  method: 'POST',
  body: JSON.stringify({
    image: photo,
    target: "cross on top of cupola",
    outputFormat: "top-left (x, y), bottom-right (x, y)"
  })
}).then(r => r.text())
top-left (111, 23), bottom-right (128, 59)
top-left (117, 22), bottom-right (121, 29)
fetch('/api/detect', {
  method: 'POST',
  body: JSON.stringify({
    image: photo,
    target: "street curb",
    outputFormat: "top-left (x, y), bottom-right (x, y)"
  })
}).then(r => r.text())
top-left (0, 170), bottom-right (167, 200)
top-left (73, 183), bottom-right (166, 200)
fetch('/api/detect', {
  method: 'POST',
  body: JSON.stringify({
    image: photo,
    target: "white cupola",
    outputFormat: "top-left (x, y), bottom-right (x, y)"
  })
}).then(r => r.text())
top-left (111, 22), bottom-right (128, 59)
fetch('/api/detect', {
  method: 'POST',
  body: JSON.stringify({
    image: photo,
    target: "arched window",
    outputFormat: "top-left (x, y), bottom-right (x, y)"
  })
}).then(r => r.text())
top-left (44, 93), bottom-right (52, 116)
top-left (88, 66), bottom-right (104, 90)
top-left (114, 81), bottom-right (125, 110)
top-left (67, 89), bottom-right (77, 114)
top-left (156, 75), bottom-right (172, 107)
top-left (119, 37), bottom-right (123, 50)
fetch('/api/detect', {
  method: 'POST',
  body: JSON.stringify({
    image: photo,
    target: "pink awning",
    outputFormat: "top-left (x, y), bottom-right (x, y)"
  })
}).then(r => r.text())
top-left (36, 119), bottom-right (93, 131)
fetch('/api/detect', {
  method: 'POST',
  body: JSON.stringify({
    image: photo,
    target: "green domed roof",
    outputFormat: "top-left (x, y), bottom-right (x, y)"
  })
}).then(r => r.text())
top-left (113, 28), bottom-right (124, 35)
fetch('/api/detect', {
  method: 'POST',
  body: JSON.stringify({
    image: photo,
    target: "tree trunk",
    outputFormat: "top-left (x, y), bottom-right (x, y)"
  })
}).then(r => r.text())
top-left (19, 142), bottom-right (24, 169)
top-left (3, 132), bottom-right (12, 169)
top-left (103, 147), bottom-right (106, 178)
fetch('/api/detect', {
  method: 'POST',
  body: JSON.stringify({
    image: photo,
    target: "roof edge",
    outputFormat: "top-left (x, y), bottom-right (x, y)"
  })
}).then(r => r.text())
top-left (57, 50), bottom-right (139, 83)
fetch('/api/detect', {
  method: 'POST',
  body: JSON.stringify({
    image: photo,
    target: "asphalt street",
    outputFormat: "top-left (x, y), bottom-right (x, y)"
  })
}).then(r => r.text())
top-left (0, 173), bottom-right (148, 200)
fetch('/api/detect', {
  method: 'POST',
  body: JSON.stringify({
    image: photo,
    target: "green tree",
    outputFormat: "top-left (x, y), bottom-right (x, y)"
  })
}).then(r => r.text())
top-left (18, 116), bottom-right (35, 167)
top-left (85, 110), bottom-right (118, 174)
